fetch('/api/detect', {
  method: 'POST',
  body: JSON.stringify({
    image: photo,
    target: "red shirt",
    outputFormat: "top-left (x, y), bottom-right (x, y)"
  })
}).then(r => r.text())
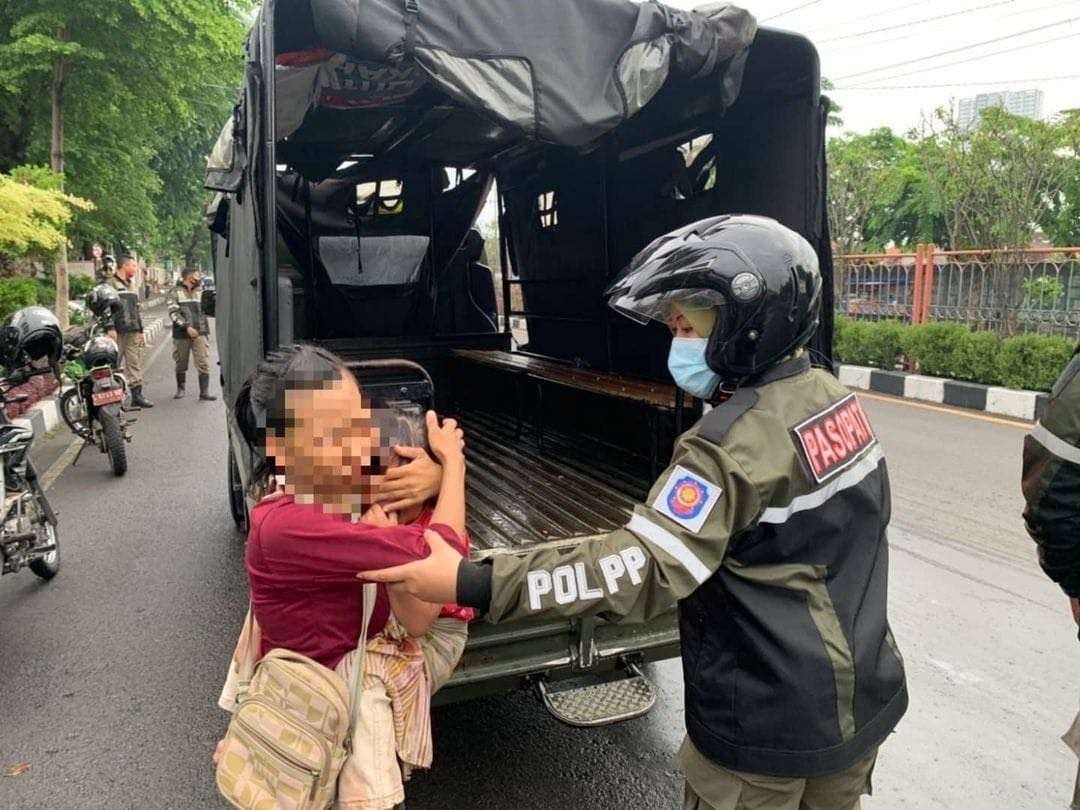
top-left (246, 495), bottom-right (472, 669)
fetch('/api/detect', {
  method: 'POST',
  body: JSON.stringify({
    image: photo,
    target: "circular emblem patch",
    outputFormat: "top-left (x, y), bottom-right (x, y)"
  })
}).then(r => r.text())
top-left (730, 272), bottom-right (762, 302)
top-left (667, 476), bottom-right (708, 519)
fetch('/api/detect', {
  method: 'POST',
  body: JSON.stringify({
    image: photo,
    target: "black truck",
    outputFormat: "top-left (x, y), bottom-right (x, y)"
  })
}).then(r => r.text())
top-left (206, 0), bottom-right (834, 724)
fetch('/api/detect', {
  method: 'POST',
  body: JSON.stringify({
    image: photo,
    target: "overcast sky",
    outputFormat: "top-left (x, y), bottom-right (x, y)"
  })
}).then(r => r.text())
top-left (667, 0), bottom-right (1080, 135)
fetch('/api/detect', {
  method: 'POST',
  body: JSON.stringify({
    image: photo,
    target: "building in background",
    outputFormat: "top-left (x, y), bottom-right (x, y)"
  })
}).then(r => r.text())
top-left (958, 89), bottom-right (1044, 129)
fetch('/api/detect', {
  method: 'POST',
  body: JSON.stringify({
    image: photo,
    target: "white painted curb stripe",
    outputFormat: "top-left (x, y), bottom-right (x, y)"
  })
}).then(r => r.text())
top-left (985, 386), bottom-right (1037, 421)
top-left (759, 445), bottom-right (886, 525)
top-left (903, 374), bottom-right (946, 404)
top-left (838, 365), bottom-right (872, 390)
top-left (626, 513), bottom-right (712, 584)
top-left (1029, 423), bottom-right (1080, 465)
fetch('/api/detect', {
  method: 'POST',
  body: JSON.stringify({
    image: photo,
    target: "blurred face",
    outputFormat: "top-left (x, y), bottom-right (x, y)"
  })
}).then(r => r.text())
top-left (184, 271), bottom-right (201, 288)
top-left (668, 312), bottom-right (700, 339)
top-left (265, 372), bottom-right (381, 504)
top-left (120, 259), bottom-right (137, 280)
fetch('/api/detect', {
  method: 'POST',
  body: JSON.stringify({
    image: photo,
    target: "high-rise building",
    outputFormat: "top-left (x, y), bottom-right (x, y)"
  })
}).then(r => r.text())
top-left (957, 89), bottom-right (1045, 129)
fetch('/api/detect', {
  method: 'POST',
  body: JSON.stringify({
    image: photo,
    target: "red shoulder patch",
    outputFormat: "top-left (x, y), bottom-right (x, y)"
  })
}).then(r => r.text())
top-left (792, 393), bottom-right (878, 484)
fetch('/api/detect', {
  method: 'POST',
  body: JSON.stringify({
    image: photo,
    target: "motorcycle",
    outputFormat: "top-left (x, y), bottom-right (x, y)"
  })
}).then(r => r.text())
top-left (59, 320), bottom-right (132, 477)
top-left (0, 367), bottom-right (61, 581)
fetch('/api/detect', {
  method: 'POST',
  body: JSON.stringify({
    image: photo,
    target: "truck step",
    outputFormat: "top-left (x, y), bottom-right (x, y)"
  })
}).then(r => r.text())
top-left (537, 664), bottom-right (656, 727)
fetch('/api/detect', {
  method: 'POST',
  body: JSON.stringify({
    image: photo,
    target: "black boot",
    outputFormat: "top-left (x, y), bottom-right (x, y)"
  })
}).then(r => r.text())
top-left (198, 373), bottom-right (217, 402)
top-left (174, 373), bottom-right (186, 399)
top-left (131, 385), bottom-right (154, 408)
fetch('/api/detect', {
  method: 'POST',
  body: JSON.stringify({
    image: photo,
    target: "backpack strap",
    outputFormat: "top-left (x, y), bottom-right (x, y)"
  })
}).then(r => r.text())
top-left (348, 583), bottom-right (378, 729)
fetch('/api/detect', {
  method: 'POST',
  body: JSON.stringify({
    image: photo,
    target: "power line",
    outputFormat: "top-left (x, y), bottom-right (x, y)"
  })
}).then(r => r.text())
top-left (834, 15), bottom-right (1080, 81)
top-left (803, 0), bottom-right (935, 35)
top-left (843, 29), bottom-right (1080, 86)
top-left (1001, 0), bottom-right (1079, 18)
top-left (834, 74), bottom-right (1080, 90)
top-left (761, 0), bottom-right (824, 24)
top-left (819, 0), bottom-right (1014, 44)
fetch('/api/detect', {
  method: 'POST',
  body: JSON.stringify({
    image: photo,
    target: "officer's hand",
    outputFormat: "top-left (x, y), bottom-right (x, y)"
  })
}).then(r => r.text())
top-left (107, 328), bottom-right (117, 341)
top-left (186, 325), bottom-right (199, 339)
top-left (372, 446), bottom-right (441, 512)
top-left (1071, 597), bottom-right (1079, 627)
top-left (358, 529), bottom-right (462, 605)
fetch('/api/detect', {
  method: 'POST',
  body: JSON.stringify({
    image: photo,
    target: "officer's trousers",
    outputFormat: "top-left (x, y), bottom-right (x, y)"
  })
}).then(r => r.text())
top-left (173, 335), bottom-right (210, 375)
top-left (681, 746), bottom-right (875, 810)
top-left (117, 331), bottom-right (146, 387)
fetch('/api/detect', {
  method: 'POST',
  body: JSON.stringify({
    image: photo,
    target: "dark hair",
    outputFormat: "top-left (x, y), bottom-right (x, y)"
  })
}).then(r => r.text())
top-left (181, 266), bottom-right (198, 278)
top-left (118, 255), bottom-right (136, 267)
top-left (235, 344), bottom-right (350, 494)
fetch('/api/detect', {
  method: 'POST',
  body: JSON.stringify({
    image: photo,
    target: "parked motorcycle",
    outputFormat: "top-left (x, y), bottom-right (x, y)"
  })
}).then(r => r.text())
top-left (58, 285), bottom-right (133, 477)
top-left (0, 308), bottom-right (63, 581)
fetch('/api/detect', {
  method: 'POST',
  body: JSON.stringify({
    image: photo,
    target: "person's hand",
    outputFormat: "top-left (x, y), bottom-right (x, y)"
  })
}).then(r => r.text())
top-left (1071, 597), bottom-right (1079, 627)
top-left (372, 447), bottom-right (442, 512)
top-left (358, 528), bottom-right (463, 604)
top-left (361, 502), bottom-right (398, 527)
top-left (213, 739), bottom-right (226, 767)
top-left (107, 328), bottom-right (118, 341)
top-left (425, 410), bottom-right (464, 466)
top-left (186, 325), bottom-right (199, 339)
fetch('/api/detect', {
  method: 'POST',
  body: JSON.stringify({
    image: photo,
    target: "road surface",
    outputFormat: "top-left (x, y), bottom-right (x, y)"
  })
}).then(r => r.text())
top-left (0, 336), bottom-right (1074, 809)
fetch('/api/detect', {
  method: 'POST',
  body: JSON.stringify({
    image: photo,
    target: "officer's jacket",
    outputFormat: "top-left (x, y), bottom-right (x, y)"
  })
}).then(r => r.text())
top-left (167, 283), bottom-right (210, 339)
top-left (106, 276), bottom-right (143, 334)
top-left (484, 354), bottom-right (907, 777)
top-left (1023, 348), bottom-right (1080, 597)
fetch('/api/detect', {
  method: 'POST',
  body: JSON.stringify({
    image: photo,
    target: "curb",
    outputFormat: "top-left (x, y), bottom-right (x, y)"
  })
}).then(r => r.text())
top-left (839, 364), bottom-right (1048, 422)
top-left (12, 315), bottom-right (168, 440)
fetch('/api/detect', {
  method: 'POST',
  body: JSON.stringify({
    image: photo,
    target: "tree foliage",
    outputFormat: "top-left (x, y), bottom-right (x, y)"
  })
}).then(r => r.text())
top-left (0, 165), bottom-right (92, 259)
top-left (0, 1), bottom-right (250, 259)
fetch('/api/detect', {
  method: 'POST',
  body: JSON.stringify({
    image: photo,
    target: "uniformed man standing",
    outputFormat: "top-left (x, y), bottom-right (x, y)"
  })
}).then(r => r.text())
top-left (362, 216), bottom-right (908, 809)
top-left (167, 267), bottom-right (216, 401)
top-left (1021, 345), bottom-right (1080, 809)
top-left (106, 255), bottom-right (153, 408)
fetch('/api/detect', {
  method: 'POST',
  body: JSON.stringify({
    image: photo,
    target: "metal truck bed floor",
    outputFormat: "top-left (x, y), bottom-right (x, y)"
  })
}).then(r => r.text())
top-left (461, 410), bottom-right (651, 553)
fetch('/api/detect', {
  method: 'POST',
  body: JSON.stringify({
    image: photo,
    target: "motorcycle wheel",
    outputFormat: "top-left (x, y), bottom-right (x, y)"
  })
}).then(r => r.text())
top-left (227, 445), bottom-right (248, 533)
top-left (59, 387), bottom-right (91, 440)
top-left (99, 410), bottom-right (127, 477)
top-left (28, 520), bottom-right (60, 581)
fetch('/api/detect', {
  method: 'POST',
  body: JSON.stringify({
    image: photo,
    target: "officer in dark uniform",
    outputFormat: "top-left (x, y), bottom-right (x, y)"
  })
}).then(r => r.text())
top-left (1022, 345), bottom-right (1080, 808)
top-left (167, 267), bottom-right (216, 401)
top-left (362, 216), bottom-right (908, 809)
top-left (106, 255), bottom-right (153, 408)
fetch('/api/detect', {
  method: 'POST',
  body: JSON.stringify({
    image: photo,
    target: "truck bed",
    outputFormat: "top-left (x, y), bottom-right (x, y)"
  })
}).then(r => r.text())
top-left (460, 409), bottom-right (651, 553)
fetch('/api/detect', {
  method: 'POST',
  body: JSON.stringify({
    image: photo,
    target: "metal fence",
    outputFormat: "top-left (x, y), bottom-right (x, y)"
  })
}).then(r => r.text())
top-left (835, 246), bottom-right (1080, 339)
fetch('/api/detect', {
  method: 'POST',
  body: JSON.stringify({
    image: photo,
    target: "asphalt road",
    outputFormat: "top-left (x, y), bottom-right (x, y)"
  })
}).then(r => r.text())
top-left (0, 336), bottom-right (1075, 809)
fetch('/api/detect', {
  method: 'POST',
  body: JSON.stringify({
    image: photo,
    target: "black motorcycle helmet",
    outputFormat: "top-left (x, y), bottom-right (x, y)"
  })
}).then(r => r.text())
top-left (0, 306), bottom-right (64, 370)
top-left (83, 334), bottom-right (120, 369)
top-left (86, 283), bottom-right (120, 318)
top-left (605, 214), bottom-right (822, 382)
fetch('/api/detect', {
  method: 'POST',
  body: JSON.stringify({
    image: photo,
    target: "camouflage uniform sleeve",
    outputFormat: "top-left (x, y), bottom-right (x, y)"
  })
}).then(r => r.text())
top-left (1022, 352), bottom-right (1080, 597)
top-left (167, 288), bottom-right (186, 327)
top-left (478, 432), bottom-right (763, 624)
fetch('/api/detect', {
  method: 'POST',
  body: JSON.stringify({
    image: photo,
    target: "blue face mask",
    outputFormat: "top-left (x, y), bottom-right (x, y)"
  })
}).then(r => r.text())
top-left (668, 337), bottom-right (721, 399)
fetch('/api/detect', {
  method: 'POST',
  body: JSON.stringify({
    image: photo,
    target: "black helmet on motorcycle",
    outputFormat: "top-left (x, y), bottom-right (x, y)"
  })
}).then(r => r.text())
top-left (605, 214), bottom-right (822, 381)
top-left (86, 283), bottom-right (120, 318)
top-left (0, 306), bottom-right (64, 370)
top-left (83, 335), bottom-right (120, 369)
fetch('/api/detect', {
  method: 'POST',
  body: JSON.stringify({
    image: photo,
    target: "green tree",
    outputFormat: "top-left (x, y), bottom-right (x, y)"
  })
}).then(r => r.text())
top-left (1041, 109), bottom-right (1080, 246)
top-left (0, 0), bottom-right (249, 323)
top-left (0, 165), bottom-right (92, 269)
top-left (827, 128), bottom-right (943, 255)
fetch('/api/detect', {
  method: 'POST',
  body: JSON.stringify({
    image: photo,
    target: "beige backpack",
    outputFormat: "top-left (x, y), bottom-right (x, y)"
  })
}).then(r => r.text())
top-left (216, 584), bottom-right (377, 809)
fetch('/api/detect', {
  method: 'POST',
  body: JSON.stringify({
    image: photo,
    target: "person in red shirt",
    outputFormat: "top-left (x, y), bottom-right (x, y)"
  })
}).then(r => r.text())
top-left (215, 344), bottom-right (470, 809)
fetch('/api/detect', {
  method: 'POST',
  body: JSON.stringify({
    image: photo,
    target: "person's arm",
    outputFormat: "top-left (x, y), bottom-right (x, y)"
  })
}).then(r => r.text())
top-left (1022, 353), bottom-right (1080, 614)
top-left (361, 504), bottom-right (441, 636)
top-left (426, 410), bottom-right (465, 537)
top-left (168, 289), bottom-right (189, 329)
top-left (363, 432), bottom-right (763, 625)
